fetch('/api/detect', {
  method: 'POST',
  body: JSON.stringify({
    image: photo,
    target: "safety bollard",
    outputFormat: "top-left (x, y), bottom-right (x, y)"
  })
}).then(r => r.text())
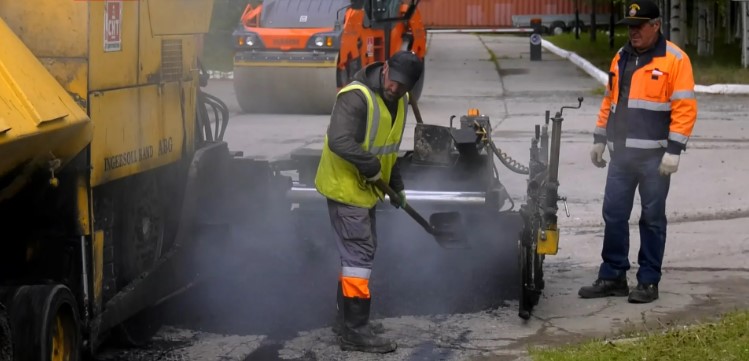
top-left (530, 18), bottom-right (542, 61)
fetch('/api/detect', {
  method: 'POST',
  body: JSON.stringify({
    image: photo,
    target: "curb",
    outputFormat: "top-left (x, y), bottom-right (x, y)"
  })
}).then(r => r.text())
top-left (208, 70), bottom-right (234, 80)
top-left (541, 39), bottom-right (749, 95)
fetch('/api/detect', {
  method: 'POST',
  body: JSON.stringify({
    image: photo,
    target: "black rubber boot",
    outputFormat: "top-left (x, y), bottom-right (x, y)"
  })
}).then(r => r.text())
top-left (332, 282), bottom-right (383, 335)
top-left (628, 283), bottom-right (659, 303)
top-left (339, 297), bottom-right (396, 353)
top-left (578, 278), bottom-right (629, 298)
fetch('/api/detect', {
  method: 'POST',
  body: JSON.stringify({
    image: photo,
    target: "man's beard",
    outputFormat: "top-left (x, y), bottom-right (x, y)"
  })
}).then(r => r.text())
top-left (383, 90), bottom-right (397, 101)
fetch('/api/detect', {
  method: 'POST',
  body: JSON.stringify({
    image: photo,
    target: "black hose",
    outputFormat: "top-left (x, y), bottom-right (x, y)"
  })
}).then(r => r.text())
top-left (196, 89), bottom-right (230, 142)
top-left (488, 140), bottom-right (530, 175)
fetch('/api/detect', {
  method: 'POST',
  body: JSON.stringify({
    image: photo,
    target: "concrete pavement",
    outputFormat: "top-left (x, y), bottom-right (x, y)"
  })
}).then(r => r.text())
top-left (98, 33), bottom-right (749, 361)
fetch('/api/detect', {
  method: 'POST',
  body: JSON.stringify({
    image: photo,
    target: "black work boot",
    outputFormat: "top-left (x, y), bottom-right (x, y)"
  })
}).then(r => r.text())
top-left (332, 282), bottom-right (384, 335)
top-left (339, 297), bottom-right (396, 353)
top-left (578, 278), bottom-right (629, 298)
top-left (628, 283), bottom-right (659, 303)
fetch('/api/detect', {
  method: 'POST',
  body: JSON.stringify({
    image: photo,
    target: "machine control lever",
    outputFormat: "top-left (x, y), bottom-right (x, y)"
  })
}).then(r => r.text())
top-left (559, 196), bottom-right (570, 217)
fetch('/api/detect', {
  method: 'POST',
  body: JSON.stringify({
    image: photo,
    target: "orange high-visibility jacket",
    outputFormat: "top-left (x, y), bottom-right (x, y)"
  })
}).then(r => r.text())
top-left (595, 36), bottom-right (697, 154)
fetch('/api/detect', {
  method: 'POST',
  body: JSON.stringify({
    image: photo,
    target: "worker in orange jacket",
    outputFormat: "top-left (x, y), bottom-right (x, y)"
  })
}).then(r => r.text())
top-left (578, 0), bottom-right (697, 304)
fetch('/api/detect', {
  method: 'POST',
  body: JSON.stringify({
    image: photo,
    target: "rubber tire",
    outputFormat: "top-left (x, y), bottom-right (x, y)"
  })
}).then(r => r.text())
top-left (114, 175), bottom-right (166, 347)
top-left (117, 176), bottom-right (165, 286)
top-left (549, 21), bottom-right (566, 35)
top-left (7, 285), bottom-right (81, 361)
top-left (0, 306), bottom-right (11, 361)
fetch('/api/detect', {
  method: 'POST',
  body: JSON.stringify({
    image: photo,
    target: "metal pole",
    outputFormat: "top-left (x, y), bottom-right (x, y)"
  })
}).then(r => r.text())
top-left (741, 1), bottom-right (749, 68)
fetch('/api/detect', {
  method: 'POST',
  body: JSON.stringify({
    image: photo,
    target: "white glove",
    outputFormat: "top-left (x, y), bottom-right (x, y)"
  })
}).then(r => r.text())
top-left (590, 143), bottom-right (607, 168)
top-left (659, 153), bottom-right (680, 176)
top-left (365, 171), bottom-right (382, 183)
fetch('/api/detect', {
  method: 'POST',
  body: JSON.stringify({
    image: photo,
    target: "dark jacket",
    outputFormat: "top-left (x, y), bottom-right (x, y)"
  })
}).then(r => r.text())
top-left (326, 62), bottom-right (405, 192)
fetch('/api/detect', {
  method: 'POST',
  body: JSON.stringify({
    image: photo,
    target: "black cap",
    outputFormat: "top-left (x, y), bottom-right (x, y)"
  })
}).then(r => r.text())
top-left (387, 51), bottom-right (424, 90)
top-left (618, 0), bottom-right (660, 26)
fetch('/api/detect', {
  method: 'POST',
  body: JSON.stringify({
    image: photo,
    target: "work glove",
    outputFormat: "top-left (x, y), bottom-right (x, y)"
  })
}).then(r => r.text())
top-left (590, 143), bottom-right (607, 168)
top-left (365, 171), bottom-right (382, 183)
top-left (659, 153), bottom-right (680, 176)
top-left (390, 190), bottom-right (407, 209)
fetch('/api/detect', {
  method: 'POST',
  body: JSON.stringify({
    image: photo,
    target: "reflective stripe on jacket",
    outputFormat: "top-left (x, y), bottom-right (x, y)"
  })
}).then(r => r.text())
top-left (595, 36), bottom-right (697, 154)
top-left (315, 81), bottom-right (408, 208)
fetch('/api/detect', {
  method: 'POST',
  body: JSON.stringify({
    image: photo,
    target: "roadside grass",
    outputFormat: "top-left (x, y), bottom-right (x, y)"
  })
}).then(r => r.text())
top-left (529, 309), bottom-right (749, 361)
top-left (545, 29), bottom-right (749, 85)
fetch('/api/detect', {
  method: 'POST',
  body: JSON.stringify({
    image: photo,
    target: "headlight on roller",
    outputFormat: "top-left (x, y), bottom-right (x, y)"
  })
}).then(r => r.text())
top-left (314, 36), bottom-right (324, 47)
top-left (246, 36), bottom-right (255, 46)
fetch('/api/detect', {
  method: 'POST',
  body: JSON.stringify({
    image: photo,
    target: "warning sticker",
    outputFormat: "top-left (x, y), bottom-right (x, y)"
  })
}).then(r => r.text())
top-left (104, 1), bottom-right (122, 52)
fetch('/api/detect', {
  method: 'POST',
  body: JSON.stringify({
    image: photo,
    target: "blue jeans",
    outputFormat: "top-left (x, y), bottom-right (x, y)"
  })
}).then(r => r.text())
top-left (597, 149), bottom-right (671, 285)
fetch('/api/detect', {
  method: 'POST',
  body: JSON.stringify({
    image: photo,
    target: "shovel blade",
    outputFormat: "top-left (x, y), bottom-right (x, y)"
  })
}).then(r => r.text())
top-left (428, 211), bottom-right (468, 249)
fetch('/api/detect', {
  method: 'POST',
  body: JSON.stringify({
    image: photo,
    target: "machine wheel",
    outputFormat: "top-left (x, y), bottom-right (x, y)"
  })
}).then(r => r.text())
top-left (549, 21), bottom-right (566, 35)
top-left (1, 305), bottom-right (11, 361)
top-left (117, 175), bottom-right (165, 286)
top-left (518, 239), bottom-right (533, 320)
top-left (517, 221), bottom-right (543, 320)
top-left (7, 285), bottom-right (81, 361)
top-left (114, 175), bottom-right (166, 346)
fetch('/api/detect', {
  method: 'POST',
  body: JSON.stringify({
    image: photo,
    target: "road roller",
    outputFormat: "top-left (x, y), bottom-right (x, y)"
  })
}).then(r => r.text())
top-left (231, 0), bottom-right (427, 114)
top-left (276, 98), bottom-right (583, 319)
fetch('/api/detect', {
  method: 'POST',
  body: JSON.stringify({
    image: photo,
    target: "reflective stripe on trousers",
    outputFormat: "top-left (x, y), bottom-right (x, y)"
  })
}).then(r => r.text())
top-left (327, 199), bottom-right (377, 299)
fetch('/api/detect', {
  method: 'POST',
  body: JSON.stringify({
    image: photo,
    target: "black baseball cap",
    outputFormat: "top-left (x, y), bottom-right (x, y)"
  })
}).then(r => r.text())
top-left (618, 0), bottom-right (660, 26)
top-left (387, 51), bottom-right (424, 90)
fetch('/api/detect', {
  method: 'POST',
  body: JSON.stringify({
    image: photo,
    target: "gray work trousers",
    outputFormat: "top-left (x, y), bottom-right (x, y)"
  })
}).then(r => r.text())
top-left (327, 199), bottom-right (378, 272)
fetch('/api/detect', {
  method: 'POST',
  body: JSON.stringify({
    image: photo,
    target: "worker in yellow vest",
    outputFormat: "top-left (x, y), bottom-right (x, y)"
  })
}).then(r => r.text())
top-left (315, 50), bottom-right (423, 354)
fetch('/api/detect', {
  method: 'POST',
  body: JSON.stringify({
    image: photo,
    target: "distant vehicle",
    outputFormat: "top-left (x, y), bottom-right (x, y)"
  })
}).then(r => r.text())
top-left (512, 13), bottom-right (621, 35)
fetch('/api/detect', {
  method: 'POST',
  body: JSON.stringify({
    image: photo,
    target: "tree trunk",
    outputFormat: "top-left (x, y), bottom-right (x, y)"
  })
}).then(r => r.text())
top-left (609, 0), bottom-right (615, 49)
top-left (697, 0), bottom-right (714, 56)
top-left (742, 1), bottom-right (749, 68)
top-left (723, 0), bottom-right (732, 44)
top-left (670, 0), bottom-right (685, 46)
top-left (591, 0), bottom-right (597, 41)
top-left (575, 0), bottom-right (581, 40)
top-left (661, 0), bottom-right (670, 40)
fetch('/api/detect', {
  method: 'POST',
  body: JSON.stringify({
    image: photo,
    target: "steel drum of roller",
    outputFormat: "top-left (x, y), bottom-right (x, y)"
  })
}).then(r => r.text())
top-left (233, 60), bottom-right (339, 115)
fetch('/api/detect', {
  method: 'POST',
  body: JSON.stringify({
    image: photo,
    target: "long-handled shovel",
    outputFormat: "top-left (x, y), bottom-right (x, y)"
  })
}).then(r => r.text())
top-left (373, 179), bottom-right (468, 249)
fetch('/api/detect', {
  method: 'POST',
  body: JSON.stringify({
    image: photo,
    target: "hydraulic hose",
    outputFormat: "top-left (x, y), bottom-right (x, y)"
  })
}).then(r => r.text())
top-left (487, 140), bottom-right (529, 175)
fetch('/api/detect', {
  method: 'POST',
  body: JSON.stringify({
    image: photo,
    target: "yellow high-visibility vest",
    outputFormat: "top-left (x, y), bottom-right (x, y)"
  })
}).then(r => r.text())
top-left (315, 81), bottom-right (408, 208)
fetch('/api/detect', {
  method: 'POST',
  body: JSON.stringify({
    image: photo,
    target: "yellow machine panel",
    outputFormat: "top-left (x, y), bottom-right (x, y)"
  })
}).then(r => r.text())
top-left (1, 0), bottom-right (208, 186)
top-left (146, 0), bottom-right (214, 35)
top-left (0, 18), bottom-right (92, 200)
top-left (0, 0), bottom-right (89, 105)
top-left (0, 1), bottom-right (88, 58)
top-left (88, 0), bottom-right (139, 91)
top-left (89, 83), bottom-right (184, 185)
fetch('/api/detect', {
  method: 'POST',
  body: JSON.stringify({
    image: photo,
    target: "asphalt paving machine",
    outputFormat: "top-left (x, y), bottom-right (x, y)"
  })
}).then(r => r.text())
top-left (231, 0), bottom-right (427, 114)
top-left (0, 1), bottom-right (285, 359)
top-left (279, 98), bottom-right (583, 319)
